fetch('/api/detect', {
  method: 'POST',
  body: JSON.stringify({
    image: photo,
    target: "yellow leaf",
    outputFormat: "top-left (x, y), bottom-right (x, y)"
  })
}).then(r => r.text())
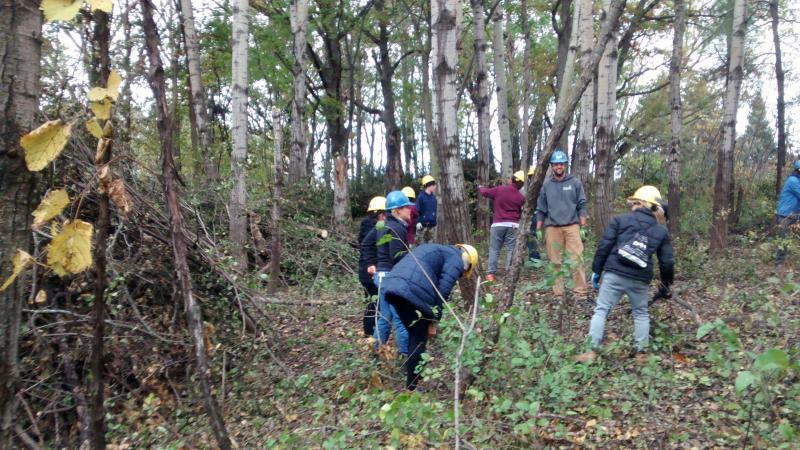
top-left (47, 220), bottom-right (93, 276)
top-left (20, 120), bottom-right (72, 172)
top-left (87, 70), bottom-right (122, 102)
top-left (41, 0), bottom-right (82, 22)
top-left (1, 250), bottom-right (34, 291)
top-left (86, 118), bottom-right (103, 139)
top-left (95, 138), bottom-right (111, 164)
top-left (109, 179), bottom-right (132, 217)
top-left (88, 0), bottom-right (113, 13)
top-left (90, 100), bottom-right (112, 119)
top-left (34, 290), bottom-right (48, 304)
top-left (32, 189), bottom-right (71, 229)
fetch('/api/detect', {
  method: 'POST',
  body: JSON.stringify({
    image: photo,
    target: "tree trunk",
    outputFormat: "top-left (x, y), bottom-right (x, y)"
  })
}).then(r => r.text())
top-left (269, 108), bottom-right (283, 294)
top-left (0, 1), bottom-right (41, 446)
top-left (140, 2), bottom-right (232, 448)
top-left (288, 0), bottom-right (309, 185)
top-left (667, 0), bottom-right (685, 235)
top-left (574, 0), bottom-right (593, 183)
top-left (710, 0), bottom-right (747, 253)
top-left (178, 0), bottom-right (218, 183)
top-left (229, 0), bottom-right (249, 268)
top-left (770, 0), bottom-right (785, 197)
top-left (592, 0), bottom-right (618, 237)
top-left (375, 0), bottom-right (403, 190)
top-left (554, 0), bottom-right (576, 152)
top-left (471, 0), bottom-right (491, 238)
top-left (520, 0), bottom-right (532, 173)
top-left (492, 8), bottom-right (513, 178)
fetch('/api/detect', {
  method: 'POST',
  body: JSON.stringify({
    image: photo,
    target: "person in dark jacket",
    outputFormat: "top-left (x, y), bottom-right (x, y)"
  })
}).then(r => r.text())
top-left (416, 175), bottom-right (438, 243)
top-left (402, 186), bottom-right (419, 245)
top-left (479, 171), bottom-right (526, 281)
top-left (577, 186), bottom-right (675, 362)
top-left (373, 190), bottom-right (414, 355)
top-left (358, 196), bottom-right (386, 336)
top-left (776, 161), bottom-right (800, 264)
top-left (383, 243), bottom-right (478, 390)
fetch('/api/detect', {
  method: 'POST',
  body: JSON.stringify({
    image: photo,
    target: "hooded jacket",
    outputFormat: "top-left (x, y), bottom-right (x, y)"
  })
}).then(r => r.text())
top-left (535, 174), bottom-right (588, 226)
top-left (375, 214), bottom-right (410, 272)
top-left (417, 190), bottom-right (437, 227)
top-left (777, 172), bottom-right (800, 217)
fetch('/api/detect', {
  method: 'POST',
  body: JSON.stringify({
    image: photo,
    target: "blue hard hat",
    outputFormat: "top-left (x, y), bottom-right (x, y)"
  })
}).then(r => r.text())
top-left (550, 150), bottom-right (569, 164)
top-left (386, 190), bottom-right (413, 210)
top-left (794, 160), bottom-right (800, 171)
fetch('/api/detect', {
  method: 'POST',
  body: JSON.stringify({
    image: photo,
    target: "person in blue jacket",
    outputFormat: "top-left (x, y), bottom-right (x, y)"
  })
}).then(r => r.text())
top-left (776, 161), bottom-right (800, 264)
top-left (373, 190), bottom-right (414, 356)
top-left (383, 244), bottom-right (478, 390)
top-left (416, 175), bottom-right (438, 244)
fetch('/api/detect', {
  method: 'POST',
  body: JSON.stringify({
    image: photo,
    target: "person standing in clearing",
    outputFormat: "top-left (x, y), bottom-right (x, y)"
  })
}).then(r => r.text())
top-left (776, 161), bottom-right (800, 265)
top-left (402, 186), bottom-right (419, 246)
top-left (479, 171), bottom-right (525, 282)
top-left (416, 175), bottom-right (438, 244)
top-left (383, 243), bottom-right (478, 390)
top-left (535, 150), bottom-right (590, 300)
top-left (576, 186), bottom-right (675, 363)
top-left (358, 196), bottom-right (385, 336)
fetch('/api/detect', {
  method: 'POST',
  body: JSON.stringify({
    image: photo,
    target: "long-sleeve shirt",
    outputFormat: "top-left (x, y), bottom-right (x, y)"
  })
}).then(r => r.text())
top-left (535, 174), bottom-right (588, 227)
top-left (777, 172), bottom-right (800, 217)
top-left (375, 215), bottom-right (410, 272)
top-left (479, 184), bottom-right (525, 225)
top-left (417, 191), bottom-right (437, 227)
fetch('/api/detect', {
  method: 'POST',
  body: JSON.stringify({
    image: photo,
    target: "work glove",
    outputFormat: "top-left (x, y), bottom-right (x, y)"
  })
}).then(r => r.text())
top-left (580, 227), bottom-right (588, 240)
top-left (653, 286), bottom-right (672, 301)
top-left (591, 272), bottom-right (601, 290)
top-left (535, 229), bottom-right (543, 241)
top-left (416, 222), bottom-right (423, 232)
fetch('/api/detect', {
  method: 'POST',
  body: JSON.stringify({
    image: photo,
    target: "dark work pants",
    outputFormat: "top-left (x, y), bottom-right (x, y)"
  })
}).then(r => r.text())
top-left (361, 281), bottom-right (378, 336)
top-left (386, 294), bottom-right (431, 390)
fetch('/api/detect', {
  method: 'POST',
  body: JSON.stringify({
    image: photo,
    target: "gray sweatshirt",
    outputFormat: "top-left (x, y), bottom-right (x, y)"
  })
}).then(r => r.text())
top-left (535, 174), bottom-right (588, 226)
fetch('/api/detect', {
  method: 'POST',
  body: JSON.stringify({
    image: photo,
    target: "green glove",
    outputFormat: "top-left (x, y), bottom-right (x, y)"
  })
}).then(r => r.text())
top-left (535, 229), bottom-right (543, 241)
top-left (580, 227), bottom-right (587, 240)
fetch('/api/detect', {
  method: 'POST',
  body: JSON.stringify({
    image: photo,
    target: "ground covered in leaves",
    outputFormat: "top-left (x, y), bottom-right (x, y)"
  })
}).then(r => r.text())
top-left (105, 236), bottom-right (799, 449)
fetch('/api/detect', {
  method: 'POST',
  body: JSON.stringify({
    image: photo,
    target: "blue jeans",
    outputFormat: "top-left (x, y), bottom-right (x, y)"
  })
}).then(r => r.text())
top-left (488, 225), bottom-right (518, 275)
top-left (373, 272), bottom-right (409, 354)
top-left (588, 272), bottom-right (650, 351)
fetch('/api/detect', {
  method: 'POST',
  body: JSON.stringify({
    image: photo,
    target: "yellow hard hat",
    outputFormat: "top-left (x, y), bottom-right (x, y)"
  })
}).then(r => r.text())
top-left (513, 170), bottom-right (525, 183)
top-left (421, 175), bottom-right (436, 187)
top-left (527, 165), bottom-right (535, 176)
top-left (456, 244), bottom-right (479, 278)
top-left (367, 196), bottom-right (387, 212)
top-left (401, 186), bottom-right (416, 199)
top-left (628, 185), bottom-right (662, 207)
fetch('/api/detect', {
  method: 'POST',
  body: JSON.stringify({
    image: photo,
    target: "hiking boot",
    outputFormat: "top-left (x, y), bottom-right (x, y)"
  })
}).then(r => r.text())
top-left (573, 350), bottom-right (597, 363)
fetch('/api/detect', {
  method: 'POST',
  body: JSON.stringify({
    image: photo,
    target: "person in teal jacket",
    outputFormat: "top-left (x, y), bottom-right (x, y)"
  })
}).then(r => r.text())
top-left (776, 161), bottom-right (800, 264)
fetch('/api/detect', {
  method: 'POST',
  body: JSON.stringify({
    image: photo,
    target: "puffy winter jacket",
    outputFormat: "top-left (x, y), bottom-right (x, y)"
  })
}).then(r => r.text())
top-left (417, 191), bottom-right (437, 227)
top-left (592, 208), bottom-right (675, 285)
top-left (777, 172), bottom-right (800, 217)
top-left (479, 184), bottom-right (525, 224)
top-left (383, 244), bottom-right (465, 319)
top-left (358, 216), bottom-right (379, 285)
top-left (376, 215), bottom-right (410, 272)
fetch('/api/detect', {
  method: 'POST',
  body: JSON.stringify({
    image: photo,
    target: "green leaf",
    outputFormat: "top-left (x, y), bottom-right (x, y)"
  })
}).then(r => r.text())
top-left (376, 233), bottom-right (392, 246)
top-left (374, 220), bottom-right (385, 231)
top-left (696, 322), bottom-right (715, 339)
top-left (754, 348), bottom-right (790, 372)
top-left (735, 370), bottom-right (758, 393)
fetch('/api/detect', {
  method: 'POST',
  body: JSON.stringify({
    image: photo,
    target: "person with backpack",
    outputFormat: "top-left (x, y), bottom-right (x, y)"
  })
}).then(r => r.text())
top-left (372, 190), bottom-right (414, 356)
top-left (358, 196), bottom-right (386, 336)
top-left (479, 171), bottom-right (526, 282)
top-left (776, 161), bottom-right (800, 264)
top-left (577, 186), bottom-right (675, 362)
top-left (416, 175), bottom-right (438, 243)
top-left (383, 243), bottom-right (479, 390)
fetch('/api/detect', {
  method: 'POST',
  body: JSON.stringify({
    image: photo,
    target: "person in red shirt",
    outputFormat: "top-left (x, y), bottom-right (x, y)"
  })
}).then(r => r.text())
top-left (401, 186), bottom-right (419, 245)
top-left (479, 171), bottom-right (526, 282)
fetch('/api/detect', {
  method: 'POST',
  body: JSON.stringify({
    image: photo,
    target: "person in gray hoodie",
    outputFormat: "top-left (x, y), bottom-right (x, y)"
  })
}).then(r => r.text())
top-left (535, 150), bottom-right (589, 299)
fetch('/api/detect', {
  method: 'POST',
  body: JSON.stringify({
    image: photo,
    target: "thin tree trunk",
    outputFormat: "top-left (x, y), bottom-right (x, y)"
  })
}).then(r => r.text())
top-left (269, 108), bottom-right (283, 294)
top-left (0, 0), bottom-right (41, 445)
top-left (375, 0), bottom-right (403, 190)
top-left (177, 0), bottom-right (218, 183)
top-left (574, 0), bottom-right (593, 183)
top-left (770, 0), bottom-right (785, 197)
top-left (492, 8), bottom-right (512, 178)
top-left (288, 0), bottom-right (309, 185)
top-left (710, 0), bottom-right (747, 252)
top-left (667, 0), bottom-right (684, 235)
top-left (418, 7), bottom-right (438, 176)
top-left (554, 0), bottom-right (576, 152)
top-left (592, 0), bottom-right (618, 237)
top-left (471, 0), bottom-right (491, 238)
top-left (520, 0), bottom-right (532, 173)
top-left (230, 0), bottom-right (249, 268)
top-left (140, 3), bottom-right (232, 448)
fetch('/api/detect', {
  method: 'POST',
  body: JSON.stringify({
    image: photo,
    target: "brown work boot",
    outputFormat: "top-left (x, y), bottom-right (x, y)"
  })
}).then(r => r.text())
top-left (573, 350), bottom-right (597, 363)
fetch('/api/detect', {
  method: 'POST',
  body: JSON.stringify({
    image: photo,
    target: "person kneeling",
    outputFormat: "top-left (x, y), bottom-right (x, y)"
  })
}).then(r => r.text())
top-left (382, 243), bottom-right (478, 390)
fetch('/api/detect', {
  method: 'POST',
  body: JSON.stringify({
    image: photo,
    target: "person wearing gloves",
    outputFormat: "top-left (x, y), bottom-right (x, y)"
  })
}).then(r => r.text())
top-left (416, 175), bottom-right (438, 243)
top-left (577, 186), bottom-right (675, 362)
top-left (479, 171), bottom-right (526, 282)
top-left (535, 150), bottom-right (590, 300)
top-left (383, 243), bottom-right (479, 390)
top-left (358, 196), bottom-right (386, 336)
top-left (402, 186), bottom-right (419, 245)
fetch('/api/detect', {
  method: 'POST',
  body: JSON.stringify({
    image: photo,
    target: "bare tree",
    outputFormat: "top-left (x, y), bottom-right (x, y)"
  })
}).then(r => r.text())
top-left (667, 0), bottom-right (685, 234)
top-left (230, 0), bottom-right (250, 268)
top-left (574, 0), bottom-right (593, 183)
top-left (520, 0), bottom-right (532, 173)
top-left (770, 0), bottom-right (786, 197)
top-left (711, 0), bottom-right (747, 252)
top-left (270, 109), bottom-right (283, 294)
top-left (492, 7), bottom-right (513, 178)
top-left (288, 0), bottom-right (309, 185)
top-left (470, 0), bottom-right (492, 236)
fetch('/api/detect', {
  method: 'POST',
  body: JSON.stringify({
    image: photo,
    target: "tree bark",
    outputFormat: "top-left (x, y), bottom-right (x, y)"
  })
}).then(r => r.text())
top-left (574, 0), bottom-right (593, 183)
top-left (140, 2), bottom-right (232, 448)
top-left (288, 0), bottom-right (309, 185)
top-left (269, 108), bottom-right (283, 294)
top-left (770, 0), bottom-right (785, 197)
top-left (177, 0), bottom-right (218, 183)
top-left (592, 0), bottom-right (618, 237)
top-left (374, 0), bottom-right (404, 190)
top-left (230, 0), bottom-right (249, 268)
top-left (0, 1), bottom-right (41, 446)
top-left (667, 0), bottom-right (684, 235)
top-left (471, 0), bottom-right (491, 238)
top-left (520, 0), bottom-right (532, 174)
top-left (554, 0), bottom-right (576, 152)
top-left (492, 8), bottom-right (512, 178)
top-left (710, 0), bottom-right (747, 252)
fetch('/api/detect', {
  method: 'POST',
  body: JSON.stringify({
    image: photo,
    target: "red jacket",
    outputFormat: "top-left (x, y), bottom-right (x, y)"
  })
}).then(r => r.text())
top-left (479, 184), bottom-right (525, 224)
top-left (407, 204), bottom-right (419, 244)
